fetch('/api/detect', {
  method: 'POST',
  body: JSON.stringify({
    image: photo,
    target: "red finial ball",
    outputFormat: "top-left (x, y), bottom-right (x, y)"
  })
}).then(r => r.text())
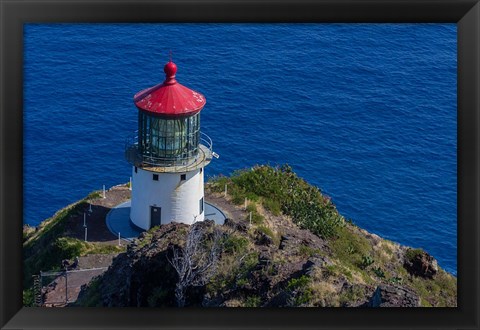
top-left (164, 61), bottom-right (177, 78)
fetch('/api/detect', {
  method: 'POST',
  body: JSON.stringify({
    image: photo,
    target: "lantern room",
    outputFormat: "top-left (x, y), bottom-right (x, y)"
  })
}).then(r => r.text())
top-left (125, 59), bottom-right (215, 229)
top-left (126, 60), bottom-right (212, 171)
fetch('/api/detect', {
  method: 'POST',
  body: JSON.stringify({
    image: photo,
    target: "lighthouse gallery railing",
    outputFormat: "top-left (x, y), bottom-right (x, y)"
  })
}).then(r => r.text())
top-left (125, 131), bottom-right (213, 172)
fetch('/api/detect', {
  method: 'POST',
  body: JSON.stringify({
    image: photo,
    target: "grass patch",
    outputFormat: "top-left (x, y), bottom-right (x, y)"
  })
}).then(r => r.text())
top-left (245, 210), bottom-right (264, 225)
top-left (298, 245), bottom-right (322, 258)
top-left (23, 191), bottom-right (125, 293)
top-left (210, 165), bottom-right (345, 239)
top-left (23, 288), bottom-right (34, 307)
top-left (339, 285), bottom-right (366, 306)
top-left (223, 235), bottom-right (249, 254)
top-left (286, 275), bottom-right (313, 306)
top-left (309, 281), bottom-right (339, 307)
top-left (255, 225), bottom-right (280, 246)
top-left (244, 295), bottom-right (261, 307)
top-left (372, 267), bottom-right (386, 278)
top-left (330, 225), bottom-right (372, 269)
top-left (405, 248), bottom-right (424, 262)
top-left (407, 269), bottom-right (457, 307)
top-left (246, 203), bottom-right (257, 213)
top-left (263, 198), bottom-right (281, 216)
top-left (236, 277), bottom-right (249, 288)
top-left (207, 252), bottom-right (259, 297)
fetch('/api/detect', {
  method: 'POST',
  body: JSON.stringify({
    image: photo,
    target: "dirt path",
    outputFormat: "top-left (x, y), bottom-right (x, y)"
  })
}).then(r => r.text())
top-left (204, 188), bottom-right (249, 224)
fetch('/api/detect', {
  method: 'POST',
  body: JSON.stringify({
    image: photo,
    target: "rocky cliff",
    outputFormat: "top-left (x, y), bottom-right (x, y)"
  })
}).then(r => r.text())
top-left (76, 165), bottom-right (457, 307)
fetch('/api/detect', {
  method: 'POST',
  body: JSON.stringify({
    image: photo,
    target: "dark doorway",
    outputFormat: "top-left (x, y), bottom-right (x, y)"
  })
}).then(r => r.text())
top-left (150, 206), bottom-right (161, 228)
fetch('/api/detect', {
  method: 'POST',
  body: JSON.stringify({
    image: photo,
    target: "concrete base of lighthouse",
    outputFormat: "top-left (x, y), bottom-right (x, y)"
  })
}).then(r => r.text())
top-left (130, 166), bottom-right (206, 230)
top-left (106, 199), bottom-right (226, 241)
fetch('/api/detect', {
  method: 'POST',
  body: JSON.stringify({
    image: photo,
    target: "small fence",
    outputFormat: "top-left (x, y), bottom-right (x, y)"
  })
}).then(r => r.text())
top-left (34, 267), bottom-right (108, 307)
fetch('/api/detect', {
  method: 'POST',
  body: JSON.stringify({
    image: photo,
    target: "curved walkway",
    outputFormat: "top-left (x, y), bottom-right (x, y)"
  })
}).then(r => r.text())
top-left (106, 200), bottom-right (226, 241)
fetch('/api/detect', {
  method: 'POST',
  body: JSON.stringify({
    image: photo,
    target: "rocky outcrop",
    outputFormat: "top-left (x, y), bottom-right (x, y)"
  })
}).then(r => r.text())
top-left (224, 218), bottom-right (248, 232)
top-left (77, 222), bottom-right (193, 307)
top-left (367, 284), bottom-right (420, 307)
top-left (302, 256), bottom-right (332, 276)
top-left (255, 231), bottom-right (274, 246)
top-left (74, 187), bottom-right (455, 308)
top-left (403, 249), bottom-right (438, 279)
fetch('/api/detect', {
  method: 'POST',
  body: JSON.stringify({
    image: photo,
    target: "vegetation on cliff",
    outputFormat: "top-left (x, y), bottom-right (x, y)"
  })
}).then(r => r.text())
top-left (22, 191), bottom-right (125, 306)
top-left (73, 165), bottom-right (456, 307)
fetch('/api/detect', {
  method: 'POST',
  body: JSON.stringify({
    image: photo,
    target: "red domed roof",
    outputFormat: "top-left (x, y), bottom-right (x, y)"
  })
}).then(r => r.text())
top-left (134, 61), bottom-right (206, 117)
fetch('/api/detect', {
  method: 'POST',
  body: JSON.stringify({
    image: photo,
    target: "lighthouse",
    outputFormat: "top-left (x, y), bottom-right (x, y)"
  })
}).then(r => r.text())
top-left (125, 60), bottom-right (214, 230)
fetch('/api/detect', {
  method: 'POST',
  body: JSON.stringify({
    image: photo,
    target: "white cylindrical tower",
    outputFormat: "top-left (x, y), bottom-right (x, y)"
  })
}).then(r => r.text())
top-left (125, 60), bottom-right (213, 230)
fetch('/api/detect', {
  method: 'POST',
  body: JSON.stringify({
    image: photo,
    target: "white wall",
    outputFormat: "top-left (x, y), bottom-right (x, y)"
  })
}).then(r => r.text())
top-left (130, 167), bottom-right (205, 230)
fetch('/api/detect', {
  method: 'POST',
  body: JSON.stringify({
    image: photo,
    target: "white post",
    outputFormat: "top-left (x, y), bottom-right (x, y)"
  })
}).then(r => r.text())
top-left (88, 203), bottom-right (92, 213)
top-left (249, 212), bottom-right (252, 226)
top-left (129, 177), bottom-right (132, 191)
top-left (83, 212), bottom-right (86, 227)
top-left (224, 184), bottom-right (227, 198)
top-left (84, 227), bottom-right (88, 242)
top-left (244, 198), bottom-right (247, 210)
top-left (103, 185), bottom-right (106, 199)
top-left (118, 232), bottom-right (121, 246)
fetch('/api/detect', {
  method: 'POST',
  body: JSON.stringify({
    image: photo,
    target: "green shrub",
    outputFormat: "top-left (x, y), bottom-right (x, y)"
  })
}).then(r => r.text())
top-left (53, 237), bottom-right (84, 259)
top-left (389, 276), bottom-right (403, 284)
top-left (208, 176), bottom-right (230, 193)
top-left (223, 235), bottom-right (249, 254)
top-left (372, 267), bottom-right (385, 278)
top-left (405, 248), bottom-right (424, 262)
top-left (286, 275), bottom-right (313, 306)
top-left (87, 191), bottom-right (102, 199)
top-left (330, 226), bottom-right (371, 269)
top-left (287, 275), bottom-right (311, 291)
top-left (346, 244), bottom-right (356, 255)
top-left (23, 288), bottom-right (34, 307)
top-left (238, 252), bottom-right (259, 278)
top-left (229, 165), bottom-right (344, 239)
top-left (244, 295), bottom-right (261, 307)
top-left (323, 264), bottom-right (339, 278)
top-left (256, 225), bottom-right (274, 239)
top-left (245, 192), bottom-right (259, 202)
top-left (246, 203), bottom-right (257, 213)
top-left (232, 192), bottom-right (246, 205)
top-left (246, 211), bottom-right (264, 225)
top-left (236, 278), bottom-right (249, 287)
top-left (360, 255), bottom-right (374, 269)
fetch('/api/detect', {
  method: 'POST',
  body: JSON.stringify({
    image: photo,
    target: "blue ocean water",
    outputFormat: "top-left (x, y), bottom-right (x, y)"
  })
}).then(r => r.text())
top-left (23, 23), bottom-right (457, 275)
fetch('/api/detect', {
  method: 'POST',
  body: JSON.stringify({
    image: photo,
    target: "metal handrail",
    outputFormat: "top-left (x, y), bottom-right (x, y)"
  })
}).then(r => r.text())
top-left (125, 131), bottom-right (213, 171)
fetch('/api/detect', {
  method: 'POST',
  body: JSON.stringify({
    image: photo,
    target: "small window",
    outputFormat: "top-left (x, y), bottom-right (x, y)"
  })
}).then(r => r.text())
top-left (199, 197), bottom-right (204, 214)
top-left (153, 174), bottom-right (159, 181)
top-left (134, 167), bottom-right (138, 173)
top-left (180, 174), bottom-right (186, 181)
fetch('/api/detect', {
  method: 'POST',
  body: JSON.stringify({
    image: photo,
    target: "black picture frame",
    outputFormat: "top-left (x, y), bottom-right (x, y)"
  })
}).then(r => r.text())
top-left (1, 0), bottom-right (479, 329)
